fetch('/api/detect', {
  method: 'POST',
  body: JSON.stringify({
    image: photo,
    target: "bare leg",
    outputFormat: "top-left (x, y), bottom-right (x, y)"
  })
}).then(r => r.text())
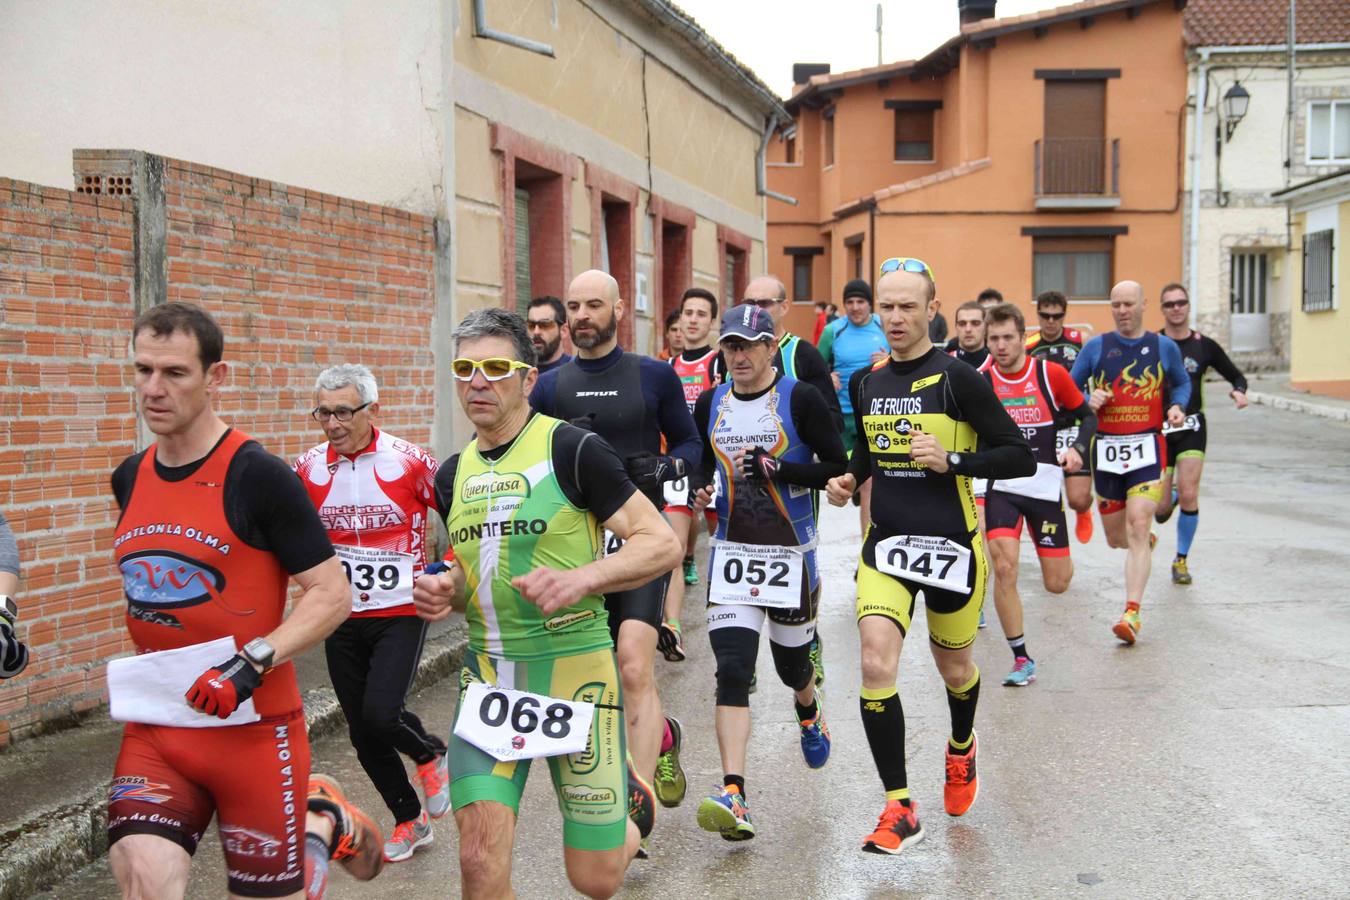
top-left (455, 801), bottom-right (517, 900)
top-left (616, 619), bottom-right (662, 779)
top-left (110, 834), bottom-right (191, 900)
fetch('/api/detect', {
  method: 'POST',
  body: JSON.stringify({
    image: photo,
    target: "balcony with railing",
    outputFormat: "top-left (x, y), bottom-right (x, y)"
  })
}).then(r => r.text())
top-left (1034, 137), bottom-right (1120, 209)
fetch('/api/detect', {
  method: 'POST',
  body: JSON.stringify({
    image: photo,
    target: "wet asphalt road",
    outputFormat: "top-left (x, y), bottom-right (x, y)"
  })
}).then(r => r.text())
top-left (47, 385), bottom-right (1350, 898)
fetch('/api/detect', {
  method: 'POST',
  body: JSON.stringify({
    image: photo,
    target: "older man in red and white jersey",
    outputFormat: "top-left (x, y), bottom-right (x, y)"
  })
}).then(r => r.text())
top-left (294, 364), bottom-right (448, 864)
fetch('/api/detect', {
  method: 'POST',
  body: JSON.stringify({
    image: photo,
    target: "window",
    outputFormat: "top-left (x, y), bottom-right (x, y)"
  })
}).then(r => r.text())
top-left (1308, 101), bottom-right (1350, 163)
top-left (793, 255), bottom-right (812, 301)
top-left (785, 134), bottom-right (796, 164)
top-left (1042, 80), bottom-right (1106, 193)
top-left (1302, 229), bottom-right (1334, 312)
top-left (1033, 236), bottom-right (1112, 303)
top-left (513, 188), bottom-right (531, 317)
top-left (824, 108), bottom-right (836, 168)
top-left (723, 245), bottom-right (747, 308)
top-left (1230, 252), bottom-right (1268, 314)
top-left (894, 109), bottom-right (934, 161)
top-left (845, 234), bottom-right (864, 281)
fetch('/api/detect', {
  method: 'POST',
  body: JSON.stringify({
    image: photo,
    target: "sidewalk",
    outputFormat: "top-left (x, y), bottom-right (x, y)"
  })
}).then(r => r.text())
top-left (0, 618), bottom-right (466, 900)
top-left (1246, 374), bottom-right (1350, 422)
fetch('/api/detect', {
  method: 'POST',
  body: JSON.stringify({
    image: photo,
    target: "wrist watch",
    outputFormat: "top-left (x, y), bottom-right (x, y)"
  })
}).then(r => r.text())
top-left (0, 595), bottom-right (16, 626)
top-left (670, 457), bottom-right (686, 480)
top-left (241, 637), bottom-right (276, 672)
top-left (946, 452), bottom-right (962, 472)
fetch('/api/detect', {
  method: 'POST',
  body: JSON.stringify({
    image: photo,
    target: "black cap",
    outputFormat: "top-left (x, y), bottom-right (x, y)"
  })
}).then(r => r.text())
top-left (843, 279), bottom-right (873, 305)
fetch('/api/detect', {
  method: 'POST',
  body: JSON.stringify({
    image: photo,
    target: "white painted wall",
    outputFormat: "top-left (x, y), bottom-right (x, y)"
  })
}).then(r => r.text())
top-left (1184, 50), bottom-right (1350, 351)
top-left (0, 0), bottom-right (448, 213)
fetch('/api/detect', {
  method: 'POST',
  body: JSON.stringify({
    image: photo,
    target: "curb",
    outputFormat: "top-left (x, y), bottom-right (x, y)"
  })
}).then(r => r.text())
top-left (0, 627), bottom-right (467, 900)
top-left (1246, 390), bottom-right (1350, 423)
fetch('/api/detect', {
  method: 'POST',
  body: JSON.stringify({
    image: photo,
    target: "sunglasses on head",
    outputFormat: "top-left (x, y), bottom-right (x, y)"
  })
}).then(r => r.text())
top-left (1161, 300), bottom-right (1190, 310)
top-left (1038, 311), bottom-right (1065, 321)
top-left (879, 257), bottom-right (934, 279)
top-left (451, 357), bottom-right (532, 382)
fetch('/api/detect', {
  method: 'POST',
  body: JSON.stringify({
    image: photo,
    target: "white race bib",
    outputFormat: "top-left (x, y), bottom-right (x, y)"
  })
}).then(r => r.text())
top-left (601, 529), bottom-right (624, 558)
top-left (335, 545), bottom-right (415, 612)
top-left (1095, 433), bottom-right (1157, 475)
top-left (1162, 414), bottom-right (1201, 436)
top-left (875, 535), bottom-right (972, 595)
top-left (708, 543), bottom-right (803, 609)
top-left (662, 475), bottom-right (690, 508)
top-left (453, 682), bottom-right (594, 761)
top-left (1056, 425), bottom-right (1080, 455)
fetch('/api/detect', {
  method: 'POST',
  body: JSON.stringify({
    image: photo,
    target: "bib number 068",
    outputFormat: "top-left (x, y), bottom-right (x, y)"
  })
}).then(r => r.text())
top-left (478, 690), bottom-right (573, 739)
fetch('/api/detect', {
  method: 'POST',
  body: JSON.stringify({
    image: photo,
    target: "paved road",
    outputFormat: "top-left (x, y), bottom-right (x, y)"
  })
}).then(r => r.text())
top-left (47, 385), bottom-right (1350, 898)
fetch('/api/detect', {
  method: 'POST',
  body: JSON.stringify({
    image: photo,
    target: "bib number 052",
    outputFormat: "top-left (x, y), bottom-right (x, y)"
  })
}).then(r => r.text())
top-left (453, 682), bottom-right (594, 761)
top-left (708, 543), bottom-right (803, 609)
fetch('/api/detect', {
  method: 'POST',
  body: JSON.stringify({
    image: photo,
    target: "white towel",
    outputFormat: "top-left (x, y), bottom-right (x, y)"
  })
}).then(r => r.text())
top-left (107, 636), bottom-right (261, 728)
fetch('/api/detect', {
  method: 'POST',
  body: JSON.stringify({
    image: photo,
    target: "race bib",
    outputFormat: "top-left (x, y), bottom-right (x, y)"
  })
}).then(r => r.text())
top-left (996, 462), bottom-right (1063, 503)
top-left (334, 545), bottom-right (414, 611)
top-left (601, 529), bottom-right (624, 558)
top-left (1055, 425), bottom-right (1080, 455)
top-left (662, 475), bottom-right (690, 508)
top-left (1162, 414), bottom-right (1201, 436)
top-left (874, 535), bottom-right (972, 595)
top-left (708, 543), bottom-right (803, 609)
top-left (454, 682), bottom-right (594, 761)
top-left (1096, 433), bottom-right (1157, 475)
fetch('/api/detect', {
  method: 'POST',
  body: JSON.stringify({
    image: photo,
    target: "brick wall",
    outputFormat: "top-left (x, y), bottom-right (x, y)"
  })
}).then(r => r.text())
top-left (0, 179), bottom-right (139, 745)
top-left (0, 155), bottom-right (438, 747)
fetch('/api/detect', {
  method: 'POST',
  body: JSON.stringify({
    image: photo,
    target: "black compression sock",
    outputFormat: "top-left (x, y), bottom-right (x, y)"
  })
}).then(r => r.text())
top-left (860, 687), bottom-right (908, 797)
top-left (946, 668), bottom-right (981, 748)
top-left (1007, 633), bottom-right (1032, 662)
top-left (794, 696), bottom-right (819, 722)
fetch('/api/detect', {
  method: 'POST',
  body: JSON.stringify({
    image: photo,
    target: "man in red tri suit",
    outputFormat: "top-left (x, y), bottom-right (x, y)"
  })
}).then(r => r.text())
top-left (109, 302), bottom-right (380, 900)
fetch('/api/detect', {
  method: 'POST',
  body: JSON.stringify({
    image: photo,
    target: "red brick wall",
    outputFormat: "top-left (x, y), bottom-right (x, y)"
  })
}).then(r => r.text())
top-left (160, 158), bottom-right (438, 461)
top-left (0, 157), bottom-right (438, 746)
top-left (0, 179), bottom-right (138, 745)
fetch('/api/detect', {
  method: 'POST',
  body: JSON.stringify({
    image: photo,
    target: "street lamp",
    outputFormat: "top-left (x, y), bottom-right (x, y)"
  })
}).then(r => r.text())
top-left (1222, 83), bottom-right (1250, 141)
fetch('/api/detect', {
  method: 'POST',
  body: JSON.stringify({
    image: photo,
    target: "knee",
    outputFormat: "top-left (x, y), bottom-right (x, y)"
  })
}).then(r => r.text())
top-left (1179, 486), bottom-right (1199, 508)
top-left (991, 554), bottom-right (1017, 583)
top-left (566, 854), bottom-right (624, 900)
top-left (859, 643), bottom-right (895, 688)
top-left (770, 641), bottom-right (813, 693)
top-left (617, 653), bottom-right (653, 697)
top-left (359, 700), bottom-right (398, 738)
top-left (936, 657), bottom-right (976, 690)
top-left (1044, 571), bottom-right (1072, 594)
top-left (458, 827), bottom-right (510, 895)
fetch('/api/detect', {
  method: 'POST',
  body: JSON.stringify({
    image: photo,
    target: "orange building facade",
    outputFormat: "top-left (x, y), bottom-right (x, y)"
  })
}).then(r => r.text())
top-left (767, 0), bottom-right (1190, 340)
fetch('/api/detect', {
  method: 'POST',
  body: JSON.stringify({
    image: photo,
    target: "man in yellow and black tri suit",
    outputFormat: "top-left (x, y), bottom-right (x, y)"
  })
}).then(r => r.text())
top-left (826, 258), bottom-right (1033, 857)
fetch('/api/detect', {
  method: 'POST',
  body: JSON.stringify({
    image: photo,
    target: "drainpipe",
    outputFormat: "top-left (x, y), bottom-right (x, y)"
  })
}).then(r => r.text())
top-left (472, 0), bottom-right (555, 56)
top-left (1187, 49), bottom-right (1210, 330)
top-left (758, 117), bottom-right (799, 206)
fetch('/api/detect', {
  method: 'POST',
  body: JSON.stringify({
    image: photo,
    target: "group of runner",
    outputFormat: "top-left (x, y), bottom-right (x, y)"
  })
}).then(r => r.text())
top-left (69, 248), bottom-right (1249, 898)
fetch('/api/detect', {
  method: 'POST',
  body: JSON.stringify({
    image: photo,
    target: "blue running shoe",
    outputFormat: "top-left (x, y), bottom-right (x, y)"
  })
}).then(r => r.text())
top-left (1002, 657), bottom-right (1037, 687)
top-left (978, 607), bottom-right (987, 629)
top-left (799, 702), bottom-right (831, 768)
top-left (696, 788), bottom-right (755, 841)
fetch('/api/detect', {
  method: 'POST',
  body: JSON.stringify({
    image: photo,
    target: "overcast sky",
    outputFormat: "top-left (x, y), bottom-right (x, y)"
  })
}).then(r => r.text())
top-left (673, 0), bottom-right (1070, 98)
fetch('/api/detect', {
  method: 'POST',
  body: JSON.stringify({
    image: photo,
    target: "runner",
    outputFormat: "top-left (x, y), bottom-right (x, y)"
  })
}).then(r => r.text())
top-left (944, 301), bottom-right (990, 368)
top-left (0, 509), bottom-right (28, 678)
top-left (530, 269), bottom-right (701, 849)
top-left (527, 296), bottom-right (573, 374)
top-left (416, 307), bottom-right (680, 899)
top-left (976, 287), bottom-right (1004, 309)
top-left (818, 279), bottom-right (889, 533)
top-left (825, 258), bottom-right (1034, 855)
top-left (689, 303), bottom-right (846, 841)
top-left (1070, 281), bottom-right (1190, 644)
top-left (658, 308), bottom-right (684, 361)
top-left (982, 304), bottom-right (1097, 686)
top-left (107, 302), bottom-right (381, 899)
top-left (659, 287), bottom-right (720, 669)
top-left (1025, 290), bottom-right (1094, 543)
top-left (293, 364), bottom-right (450, 863)
top-left (1153, 283), bottom-right (1248, 584)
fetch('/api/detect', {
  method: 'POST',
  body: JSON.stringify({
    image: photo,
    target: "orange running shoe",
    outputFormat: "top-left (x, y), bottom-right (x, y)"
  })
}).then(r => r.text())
top-left (861, 800), bottom-right (925, 855)
top-left (943, 732), bottom-right (979, 817)
top-left (1112, 608), bottom-right (1141, 645)
top-left (307, 774), bottom-right (384, 881)
top-left (1074, 510), bottom-right (1094, 544)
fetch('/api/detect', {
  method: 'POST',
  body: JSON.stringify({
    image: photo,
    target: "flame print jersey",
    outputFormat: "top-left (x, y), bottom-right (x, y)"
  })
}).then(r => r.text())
top-left (293, 429), bottom-right (439, 616)
top-left (1070, 332), bottom-right (1191, 435)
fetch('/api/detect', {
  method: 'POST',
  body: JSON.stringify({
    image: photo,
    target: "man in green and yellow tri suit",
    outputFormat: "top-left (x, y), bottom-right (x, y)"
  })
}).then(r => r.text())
top-left (414, 308), bottom-right (681, 899)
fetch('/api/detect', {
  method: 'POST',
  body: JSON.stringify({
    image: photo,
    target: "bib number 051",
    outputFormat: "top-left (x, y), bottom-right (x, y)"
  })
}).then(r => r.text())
top-left (1095, 434), bottom-right (1157, 474)
top-left (453, 682), bottom-right (594, 761)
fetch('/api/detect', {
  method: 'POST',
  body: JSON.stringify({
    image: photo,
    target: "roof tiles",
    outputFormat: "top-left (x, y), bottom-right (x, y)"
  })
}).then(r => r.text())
top-left (1184, 0), bottom-right (1350, 47)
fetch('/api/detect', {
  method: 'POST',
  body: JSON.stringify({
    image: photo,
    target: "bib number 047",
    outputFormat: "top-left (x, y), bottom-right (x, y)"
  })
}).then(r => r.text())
top-left (874, 535), bottom-right (972, 596)
top-left (453, 682), bottom-right (594, 761)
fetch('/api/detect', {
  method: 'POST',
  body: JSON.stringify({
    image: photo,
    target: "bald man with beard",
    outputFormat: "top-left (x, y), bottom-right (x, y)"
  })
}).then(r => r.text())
top-left (530, 270), bottom-right (701, 850)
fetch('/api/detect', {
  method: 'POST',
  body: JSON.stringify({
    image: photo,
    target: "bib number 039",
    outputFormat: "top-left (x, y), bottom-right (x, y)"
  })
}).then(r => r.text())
top-left (453, 682), bottom-right (594, 761)
top-left (333, 545), bottom-right (414, 611)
